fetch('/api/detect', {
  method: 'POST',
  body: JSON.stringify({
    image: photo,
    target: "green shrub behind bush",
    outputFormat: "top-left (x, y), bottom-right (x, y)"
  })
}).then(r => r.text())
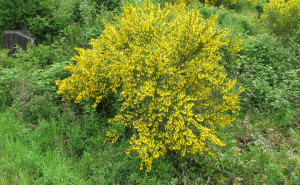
top-left (90, 0), bottom-right (121, 11)
top-left (237, 34), bottom-right (299, 113)
top-left (0, 0), bottom-right (81, 43)
top-left (199, 5), bottom-right (258, 36)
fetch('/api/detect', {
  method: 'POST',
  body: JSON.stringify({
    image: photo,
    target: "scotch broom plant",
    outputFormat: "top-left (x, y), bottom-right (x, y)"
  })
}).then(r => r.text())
top-left (262, 0), bottom-right (300, 39)
top-left (57, 0), bottom-right (242, 171)
top-left (170, 0), bottom-right (238, 7)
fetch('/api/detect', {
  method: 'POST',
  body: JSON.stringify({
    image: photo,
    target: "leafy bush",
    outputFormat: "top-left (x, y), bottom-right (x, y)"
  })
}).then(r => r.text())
top-left (199, 5), bottom-right (258, 35)
top-left (57, 0), bottom-right (242, 171)
top-left (14, 44), bottom-right (68, 68)
top-left (253, 0), bottom-right (265, 18)
top-left (237, 34), bottom-right (299, 112)
top-left (90, 0), bottom-right (121, 11)
top-left (0, 44), bottom-right (72, 123)
top-left (78, 0), bottom-right (118, 44)
top-left (0, 0), bottom-right (81, 43)
top-left (0, 0), bottom-right (53, 30)
top-left (0, 0), bottom-right (54, 42)
top-left (262, 0), bottom-right (300, 39)
top-left (0, 67), bottom-right (19, 110)
top-left (57, 0), bottom-right (118, 50)
top-left (0, 49), bottom-right (18, 68)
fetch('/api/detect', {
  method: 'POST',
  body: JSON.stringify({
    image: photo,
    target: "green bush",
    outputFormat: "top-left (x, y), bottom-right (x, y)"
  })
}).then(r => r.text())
top-left (14, 44), bottom-right (65, 68)
top-left (265, 164), bottom-right (283, 184)
top-left (0, 0), bottom-right (53, 30)
top-left (0, 49), bottom-right (17, 68)
top-left (199, 5), bottom-right (258, 36)
top-left (254, 0), bottom-right (265, 19)
top-left (81, 5), bottom-right (118, 42)
top-left (0, 0), bottom-right (53, 42)
top-left (90, 0), bottom-right (121, 11)
top-left (0, 67), bottom-right (18, 109)
top-left (57, 0), bottom-right (118, 49)
top-left (0, 45), bottom-right (72, 123)
top-left (0, 0), bottom-right (81, 43)
top-left (237, 34), bottom-right (299, 112)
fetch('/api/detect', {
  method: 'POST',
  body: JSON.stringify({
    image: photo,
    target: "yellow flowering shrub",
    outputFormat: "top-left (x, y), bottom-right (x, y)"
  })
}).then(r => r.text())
top-left (262, 0), bottom-right (300, 38)
top-left (57, 0), bottom-right (242, 171)
top-left (171, 0), bottom-right (238, 7)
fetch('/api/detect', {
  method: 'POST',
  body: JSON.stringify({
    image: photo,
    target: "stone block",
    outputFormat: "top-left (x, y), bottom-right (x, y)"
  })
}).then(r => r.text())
top-left (2, 30), bottom-right (35, 54)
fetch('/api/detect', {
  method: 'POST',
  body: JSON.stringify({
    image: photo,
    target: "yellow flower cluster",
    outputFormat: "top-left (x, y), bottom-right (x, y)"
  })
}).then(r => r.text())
top-left (262, 0), bottom-right (300, 38)
top-left (171, 0), bottom-right (238, 7)
top-left (104, 130), bottom-right (120, 144)
top-left (57, 0), bottom-right (242, 171)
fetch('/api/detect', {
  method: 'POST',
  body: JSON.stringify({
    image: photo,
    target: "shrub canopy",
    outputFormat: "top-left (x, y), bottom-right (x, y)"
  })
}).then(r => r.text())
top-left (262, 0), bottom-right (300, 39)
top-left (57, 0), bottom-right (242, 171)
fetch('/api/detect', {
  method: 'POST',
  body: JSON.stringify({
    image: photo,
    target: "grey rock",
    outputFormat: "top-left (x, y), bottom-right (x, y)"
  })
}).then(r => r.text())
top-left (3, 30), bottom-right (35, 54)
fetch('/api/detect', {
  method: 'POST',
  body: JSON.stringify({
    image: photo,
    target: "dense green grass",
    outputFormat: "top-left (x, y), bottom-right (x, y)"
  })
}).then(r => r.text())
top-left (0, 111), bottom-right (85, 184)
top-left (0, 109), bottom-right (174, 184)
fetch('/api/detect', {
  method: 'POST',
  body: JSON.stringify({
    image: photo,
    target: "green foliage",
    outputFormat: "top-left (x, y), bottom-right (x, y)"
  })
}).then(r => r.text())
top-left (294, 26), bottom-right (300, 43)
top-left (0, 112), bottom-right (86, 184)
top-left (236, 34), bottom-right (299, 113)
top-left (195, 0), bottom-right (239, 8)
top-left (0, 67), bottom-right (20, 109)
top-left (0, 45), bottom-right (71, 123)
top-left (79, 0), bottom-right (97, 27)
top-left (253, 0), bottom-right (265, 18)
top-left (265, 164), bottom-right (283, 184)
top-left (0, 109), bottom-right (174, 184)
top-left (14, 44), bottom-right (68, 68)
top-left (0, 0), bottom-right (81, 43)
top-left (199, 5), bottom-right (258, 36)
top-left (227, 0), bottom-right (258, 12)
top-left (0, 0), bottom-right (53, 30)
top-left (57, 1), bottom-right (118, 50)
top-left (179, 112), bottom-right (299, 184)
top-left (90, 0), bottom-right (121, 11)
top-left (61, 105), bottom-right (105, 156)
top-left (59, 23), bottom-right (86, 48)
top-left (78, 145), bottom-right (173, 184)
top-left (79, 0), bottom-right (119, 44)
top-left (0, 0), bottom-right (53, 42)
